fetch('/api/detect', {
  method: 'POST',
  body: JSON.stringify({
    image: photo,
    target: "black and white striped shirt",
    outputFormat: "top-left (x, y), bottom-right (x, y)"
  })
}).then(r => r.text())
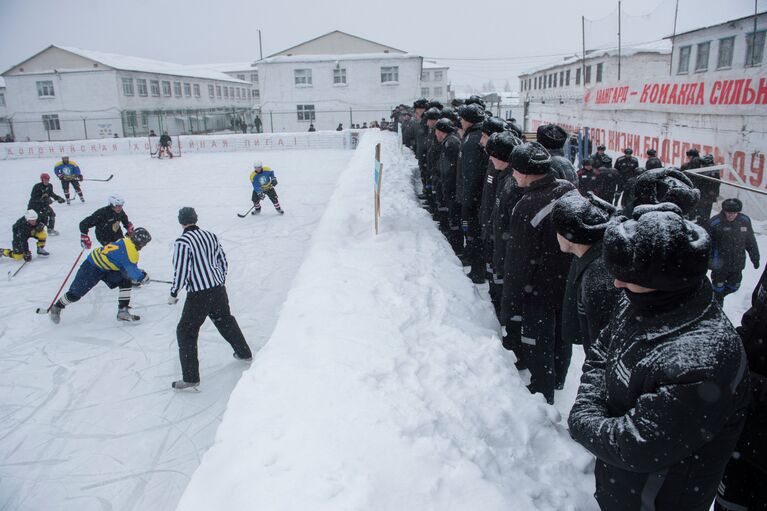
top-left (170, 226), bottom-right (227, 295)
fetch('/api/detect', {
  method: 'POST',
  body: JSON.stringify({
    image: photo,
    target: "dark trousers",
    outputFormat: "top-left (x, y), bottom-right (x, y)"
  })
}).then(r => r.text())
top-left (252, 188), bottom-right (280, 211)
top-left (61, 179), bottom-right (82, 199)
top-left (32, 204), bottom-right (56, 230)
top-left (715, 455), bottom-right (767, 510)
top-left (176, 285), bottom-right (251, 383)
top-left (711, 270), bottom-right (743, 303)
top-left (519, 308), bottom-right (566, 404)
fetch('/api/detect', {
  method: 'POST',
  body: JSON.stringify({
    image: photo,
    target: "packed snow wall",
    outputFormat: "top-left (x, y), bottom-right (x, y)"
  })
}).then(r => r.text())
top-left (0, 130), bottom-right (362, 160)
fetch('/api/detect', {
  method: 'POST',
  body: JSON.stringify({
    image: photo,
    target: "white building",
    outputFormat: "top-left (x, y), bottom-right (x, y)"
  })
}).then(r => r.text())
top-left (420, 61), bottom-right (450, 102)
top-left (2, 45), bottom-right (254, 141)
top-left (257, 31), bottom-right (441, 132)
top-left (0, 77), bottom-right (10, 140)
top-left (203, 62), bottom-right (261, 109)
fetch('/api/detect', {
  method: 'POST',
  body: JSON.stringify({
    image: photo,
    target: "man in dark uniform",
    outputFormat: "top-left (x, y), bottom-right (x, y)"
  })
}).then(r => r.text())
top-left (577, 158), bottom-right (597, 196)
top-left (28, 173), bottom-right (65, 236)
top-left (423, 107), bottom-right (442, 213)
top-left (413, 98), bottom-right (429, 198)
top-left (435, 118), bottom-right (462, 254)
top-left (645, 148), bottom-right (663, 169)
top-left (688, 153), bottom-right (721, 227)
top-left (536, 124), bottom-right (577, 184)
top-left (478, 117), bottom-right (507, 286)
top-left (614, 148), bottom-right (639, 206)
top-left (79, 194), bottom-right (133, 248)
top-left (590, 144), bottom-right (612, 169)
top-left (458, 103), bottom-right (488, 283)
top-left (1, 210), bottom-right (49, 260)
top-left (708, 197), bottom-right (760, 304)
top-left (499, 142), bottom-right (575, 403)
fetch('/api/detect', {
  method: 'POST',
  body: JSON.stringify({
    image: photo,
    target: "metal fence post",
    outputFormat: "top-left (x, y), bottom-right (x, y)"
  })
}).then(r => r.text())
top-left (82, 117), bottom-right (88, 139)
top-left (349, 107), bottom-right (353, 129)
top-left (269, 111), bottom-right (274, 133)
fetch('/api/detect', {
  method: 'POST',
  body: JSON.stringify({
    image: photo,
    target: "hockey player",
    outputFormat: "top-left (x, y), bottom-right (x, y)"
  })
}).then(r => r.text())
top-left (1, 210), bottom-right (49, 260)
top-left (708, 198), bottom-right (760, 304)
top-left (53, 155), bottom-right (85, 204)
top-left (250, 161), bottom-right (284, 215)
top-left (48, 228), bottom-right (152, 323)
top-left (158, 131), bottom-right (174, 159)
top-left (28, 173), bottom-right (65, 235)
top-left (79, 195), bottom-right (134, 248)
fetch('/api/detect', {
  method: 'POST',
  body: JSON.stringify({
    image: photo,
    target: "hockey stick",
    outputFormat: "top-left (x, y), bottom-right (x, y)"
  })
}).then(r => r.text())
top-left (83, 174), bottom-right (114, 182)
top-left (35, 248), bottom-right (85, 314)
top-left (237, 205), bottom-right (256, 218)
top-left (150, 279), bottom-right (173, 284)
top-left (7, 260), bottom-right (28, 281)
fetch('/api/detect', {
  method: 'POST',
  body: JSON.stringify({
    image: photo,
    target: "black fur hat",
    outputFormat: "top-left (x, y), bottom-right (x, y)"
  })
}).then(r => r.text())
top-left (552, 192), bottom-right (616, 245)
top-left (633, 167), bottom-right (700, 215)
top-left (510, 142), bottom-right (551, 175)
top-left (721, 198), bottom-right (743, 213)
top-left (536, 124), bottom-right (568, 150)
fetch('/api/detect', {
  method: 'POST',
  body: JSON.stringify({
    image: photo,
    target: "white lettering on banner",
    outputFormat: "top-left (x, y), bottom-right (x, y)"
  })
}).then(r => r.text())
top-left (583, 71), bottom-right (767, 115)
top-left (1, 132), bottom-right (353, 160)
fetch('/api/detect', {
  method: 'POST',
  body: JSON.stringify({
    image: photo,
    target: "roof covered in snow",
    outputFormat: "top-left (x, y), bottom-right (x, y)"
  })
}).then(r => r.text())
top-left (200, 62), bottom-right (258, 73)
top-left (422, 60), bottom-right (448, 70)
top-left (267, 30), bottom-right (406, 58)
top-left (260, 52), bottom-right (422, 64)
top-left (520, 40), bottom-right (671, 76)
top-left (3, 45), bottom-right (251, 84)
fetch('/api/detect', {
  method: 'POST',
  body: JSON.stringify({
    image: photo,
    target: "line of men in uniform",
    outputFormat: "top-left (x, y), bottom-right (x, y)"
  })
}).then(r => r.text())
top-left (403, 97), bottom-right (765, 510)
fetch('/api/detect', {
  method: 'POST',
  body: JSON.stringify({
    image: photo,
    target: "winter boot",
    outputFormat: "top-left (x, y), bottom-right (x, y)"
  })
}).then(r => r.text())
top-left (37, 247), bottom-right (50, 256)
top-left (48, 229), bottom-right (59, 236)
top-left (117, 307), bottom-right (140, 322)
top-left (251, 208), bottom-right (261, 215)
top-left (233, 352), bottom-right (253, 362)
top-left (49, 303), bottom-right (63, 324)
top-left (172, 380), bottom-right (199, 391)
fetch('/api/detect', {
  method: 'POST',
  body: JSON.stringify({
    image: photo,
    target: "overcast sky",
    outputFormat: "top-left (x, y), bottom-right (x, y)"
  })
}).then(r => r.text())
top-left (0, 0), bottom-right (760, 92)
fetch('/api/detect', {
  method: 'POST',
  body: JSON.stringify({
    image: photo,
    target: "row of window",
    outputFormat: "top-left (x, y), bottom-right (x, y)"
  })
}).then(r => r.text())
top-left (235, 72), bottom-right (259, 83)
top-left (121, 77), bottom-right (256, 101)
top-left (421, 70), bottom-right (444, 82)
top-left (0, 91), bottom-right (5, 107)
top-left (520, 63), bottom-right (603, 92)
top-left (421, 86), bottom-right (444, 97)
top-left (293, 66), bottom-right (400, 87)
top-left (677, 31), bottom-right (764, 74)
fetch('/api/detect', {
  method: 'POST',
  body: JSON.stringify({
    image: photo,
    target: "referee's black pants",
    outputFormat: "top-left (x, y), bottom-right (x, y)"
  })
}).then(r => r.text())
top-left (176, 285), bottom-right (252, 383)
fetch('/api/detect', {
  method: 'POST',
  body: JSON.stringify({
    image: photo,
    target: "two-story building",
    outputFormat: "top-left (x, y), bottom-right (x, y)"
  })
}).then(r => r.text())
top-left (2, 45), bottom-right (254, 141)
top-left (257, 31), bottom-right (439, 132)
top-left (420, 61), bottom-right (450, 103)
top-left (0, 77), bottom-right (9, 140)
top-left (203, 62), bottom-right (261, 110)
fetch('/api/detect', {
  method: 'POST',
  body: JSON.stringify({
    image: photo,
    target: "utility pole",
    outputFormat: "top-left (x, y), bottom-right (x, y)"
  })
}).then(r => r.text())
top-left (581, 16), bottom-right (586, 88)
top-left (669, 0), bottom-right (680, 75)
top-left (259, 29), bottom-right (263, 60)
top-left (618, 1), bottom-right (622, 81)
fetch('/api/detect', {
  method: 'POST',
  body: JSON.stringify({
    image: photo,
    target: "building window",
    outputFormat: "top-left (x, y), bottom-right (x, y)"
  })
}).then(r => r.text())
top-left (678, 45), bottom-right (691, 73)
top-left (421, 71), bottom-right (429, 81)
top-left (434, 71), bottom-right (443, 81)
top-left (173, 81), bottom-right (182, 97)
top-left (566, 69), bottom-right (571, 86)
top-left (294, 69), bottom-right (312, 86)
top-left (0, 92), bottom-right (4, 106)
top-left (297, 104), bottom-right (315, 121)
top-left (585, 65), bottom-right (592, 84)
top-left (254, 89), bottom-right (260, 100)
top-left (208, 84), bottom-right (215, 98)
top-left (250, 72), bottom-right (258, 83)
top-left (236, 88), bottom-right (240, 99)
top-left (237, 74), bottom-right (246, 81)
top-left (42, 114), bottom-right (60, 131)
top-left (596, 63), bottom-right (603, 82)
top-left (548, 74), bottom-right (553, 87)
top-left (381, 66), bottom-right (399, 83)
top-left (141, 111), bottom-right (149, 128)
top-left (122, 77), bottom-right (134, 96)
top-left (421, 87), bottom-right (430, 96)
top-left (183, 82), bottom-right (192, 96)
top-left (224, 86), bottom-right (229, 98)
top-left (746, 30), bottom-right (766, 67)
top-left (216, 85), bottom-right (222, 98)
top-left (126, 110), bottom-right (137, 128)
top-left (194, 83), bottom-right (201, 97)
top-left (137, 79), bottom-right (148, 96)
top-left (576, 67), bottom-right (581, 85)
top-left (717, 36), bottom-right (735, 69)
top-left (695, 42), bottom-right (710, 72)
top-left (162, 81), bottom-right (171, 96)
top-left (36, 80), bottom-right (55, 97)
top-left (433, 86), bottom-right (442, 97)
top-left (559, 71), bottom-right (564, 86)
top-left (150, 80), bottom-right (160, 96)
top-left (333, 68), bottom-right (347, 84)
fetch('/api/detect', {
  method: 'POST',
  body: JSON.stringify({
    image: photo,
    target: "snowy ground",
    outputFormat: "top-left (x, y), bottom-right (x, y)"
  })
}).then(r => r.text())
top-left (2, 131), bottom-right (764, 511)
top-left (0, 149), bottom-right (352, 511)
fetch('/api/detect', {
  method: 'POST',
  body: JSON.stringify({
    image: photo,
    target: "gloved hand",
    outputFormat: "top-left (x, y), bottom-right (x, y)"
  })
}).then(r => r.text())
top-left (168, 294), bottom-right (179, 305)
top-left (56, 197), bottom-right (65, 204)
top-left (23, 252), bottom-right (32, 262)
top-left (77, 175), bottom-right (83, 181)
top-left (755, 260), bottom-right (761, 270)
top-left (257, 192), bottom-right (265, 201)
top-left (126, 223), bottom-right (134, 236)
top-left (271, 178), bottom-right (278, 186)
top-left (139, 272), bottom-right (150, 286)
top-left (80, 233), bottom-right (92, 249)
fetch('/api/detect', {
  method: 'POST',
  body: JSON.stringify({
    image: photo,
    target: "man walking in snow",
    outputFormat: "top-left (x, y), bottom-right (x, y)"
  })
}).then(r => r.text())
top-left (569, 203), bottom-right (751, 511)
top-left (168, 207), bottom-right (253, 390)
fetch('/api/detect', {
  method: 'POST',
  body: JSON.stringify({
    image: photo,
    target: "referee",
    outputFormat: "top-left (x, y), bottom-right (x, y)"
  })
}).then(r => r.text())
top-left (168, 207), bottom-right (252, 390)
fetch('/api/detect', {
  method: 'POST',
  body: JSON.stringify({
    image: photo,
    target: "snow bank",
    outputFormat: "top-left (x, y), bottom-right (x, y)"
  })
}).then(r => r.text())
top-left (176, 131), bottom-right (597, 511)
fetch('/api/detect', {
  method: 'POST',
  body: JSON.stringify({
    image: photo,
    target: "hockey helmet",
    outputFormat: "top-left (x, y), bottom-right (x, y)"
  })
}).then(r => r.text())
top-left (253, 160), bottom-right (263, 169)
top-left (108, 194), bottom-right (125, 207)
top-left (40, 172), bottom-right (51, 181)
top-left (130, 227), bottom-right (152, 250)
top-left (24, 209), bottom-right (38, 222)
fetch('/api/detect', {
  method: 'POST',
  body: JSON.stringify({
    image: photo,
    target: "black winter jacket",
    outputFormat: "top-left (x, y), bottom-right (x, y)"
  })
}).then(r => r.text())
top-left (426, 129), bottom-right (441, 188)
top-left (438, 134), bottom-right (461, 207)
top-left (590, 152), bottom-right (613, 169)
top-left (499, 173), bottom-right (574, 326)
top-left (561, 241), bottom-right (622, 353)
top-left (79, 206), bottom-right (131, 246)
top-left (27, 182), bottom-right (64, 210)
top-left (569, 281), bottom-right (751, 511)
top-left (414, 117), bottom-right (428, 167)
top-left (159, 134), bottom-right (172, 147)
top-left (614, 155), bottom-right (639, 199)
top-left (11, 216), bottom-right (43, 254)
top-left (459, 123), bottom-right (487, 217)
top-left (708, 212), bottom-right (759, 272)
top-left (479, 160), bottom-right (498, 242)
top-left (547, 148), bottom-right (578, 185)
top-left (490, 169), bottom-right (523, 275)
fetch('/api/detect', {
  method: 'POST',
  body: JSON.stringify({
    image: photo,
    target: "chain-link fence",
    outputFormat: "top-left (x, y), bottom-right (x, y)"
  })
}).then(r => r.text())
top-left (1, 107), bottom-right (401, 143)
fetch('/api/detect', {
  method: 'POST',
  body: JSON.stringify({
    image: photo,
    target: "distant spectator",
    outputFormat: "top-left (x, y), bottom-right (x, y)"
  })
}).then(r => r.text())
top-left (362, 122), bottom-right (368, 129)
top-left (149, 130), bottom-right (157, 137)
top-left (336, 123), bottom-right (343, 131)
top-left (308, 123), bottom-right (316, 132)
top-left (254, 116), bottom-right (263, 133)
top-left (113, 133), bottom-right (119, 138)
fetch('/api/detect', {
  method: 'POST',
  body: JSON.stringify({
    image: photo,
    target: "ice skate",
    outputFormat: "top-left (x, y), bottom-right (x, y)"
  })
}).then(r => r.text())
top-left (49, 304), bottom-right (62, 324)
top-left (48, 229), bottom-right (59, 236)
top-left (233, 352), bottom-right (253, 362)
top-left (172, 380), bottom-right (199, 391)
top-left (37, 247), bottom-right (50, 256)
top-left (117, 307), bottom-right (140, 322)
